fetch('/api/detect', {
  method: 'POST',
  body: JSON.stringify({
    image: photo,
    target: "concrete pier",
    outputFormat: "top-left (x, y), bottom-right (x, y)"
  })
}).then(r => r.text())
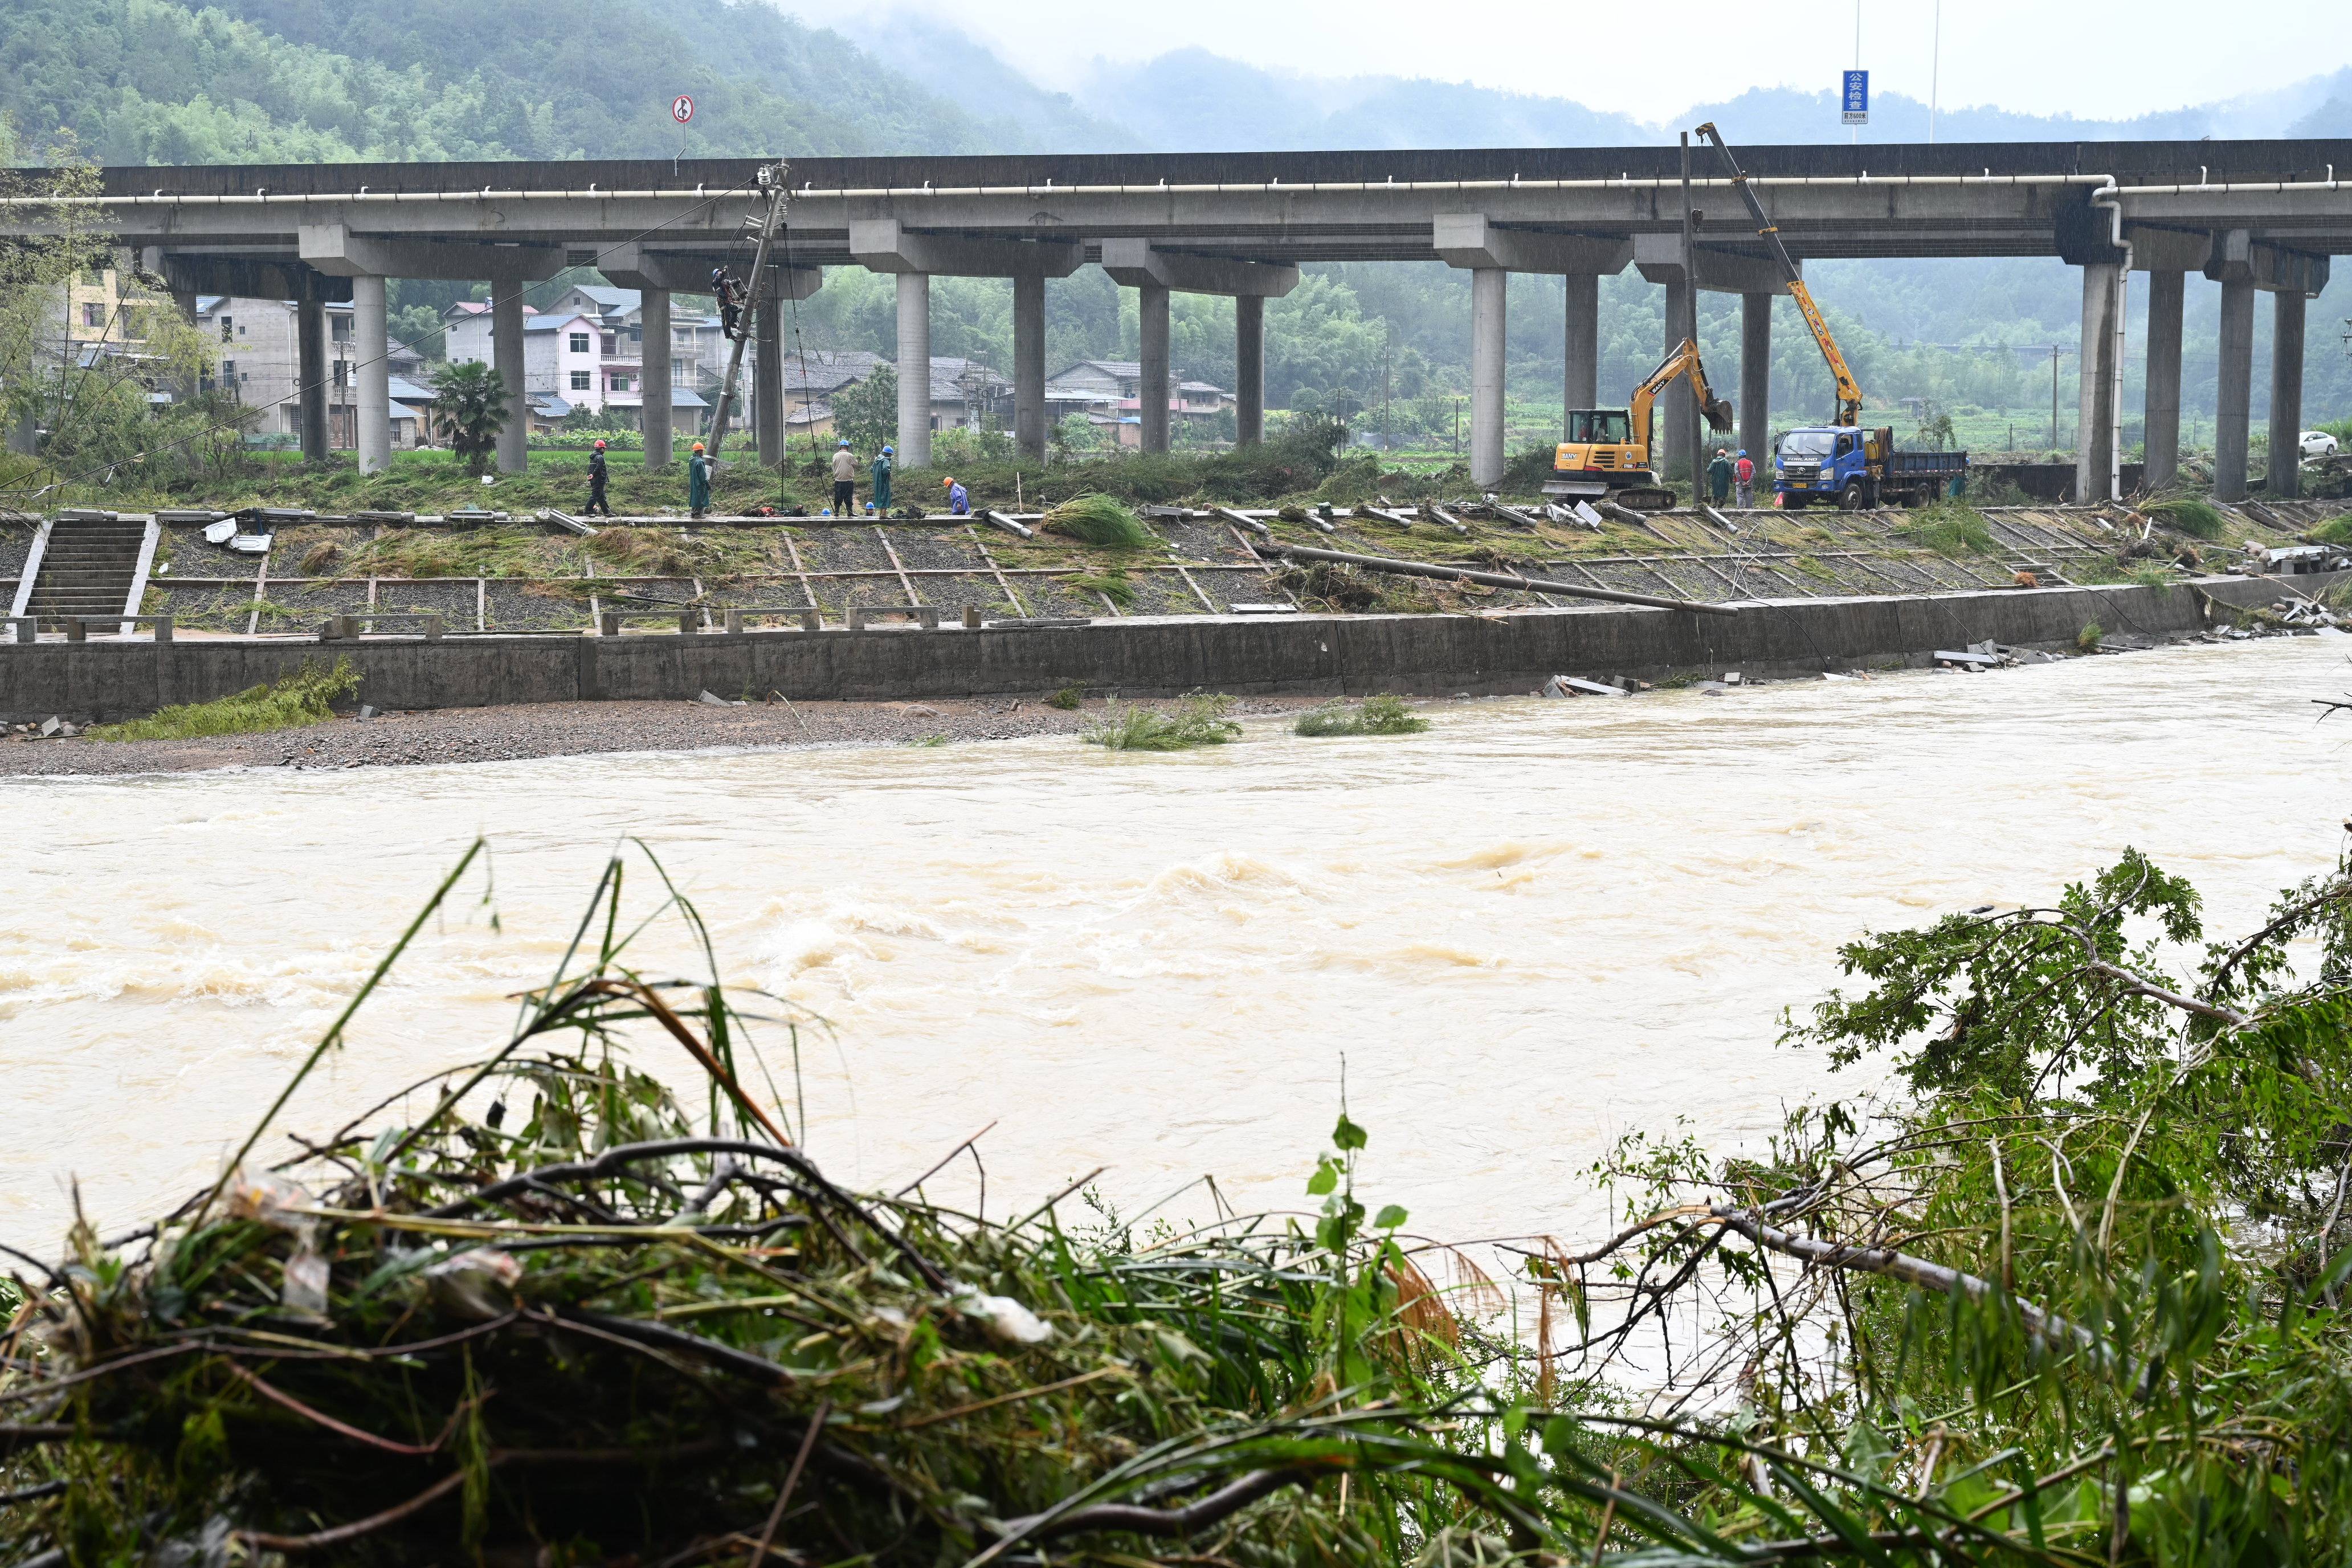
top-left (2073, 262), bottom-right (2122, 504)
top-left (1564, 273), bottom-right (1599, 415)
top-left (1739, 293), bottom-right (1770, 472)
top-left (754, 296), bottom-right (783, 468)
top-left (1469, 268), bottom-right (1506, 488)
top-left (2270, 290), bottom-right (2306, 499)
top-left (2141, 270), bottom-right (2184, 491)
top-left (1138, 283), bottom-right (1171, 455)
top-left (1235, 295), bottom-right (1265, 447)
top-left (1013, 272), bottom-right (1046, 460)
top-left (895, 272), bottom-right (930, 469)
top-left (491, 281), bottom-right (526, 475)
top-left (296, 277), bottom-right (329, 464)
top-left (2214, 277), bottom-right (2255, 501)
top-left (353, 274), bottom-right (390, 476)
top-left (641, 288), bottom-right (672, 468)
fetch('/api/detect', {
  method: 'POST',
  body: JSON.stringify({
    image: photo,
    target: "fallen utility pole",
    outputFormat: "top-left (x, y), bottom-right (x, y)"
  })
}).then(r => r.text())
top-left (706, 161), bottom-right (789, 463)
top-left (1256, 540), bottom-right (1740, 616)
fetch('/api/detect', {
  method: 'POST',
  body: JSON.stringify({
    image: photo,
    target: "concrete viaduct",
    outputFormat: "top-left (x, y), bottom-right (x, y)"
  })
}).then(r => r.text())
top-left (13, 139), bottom-right (2351, 501)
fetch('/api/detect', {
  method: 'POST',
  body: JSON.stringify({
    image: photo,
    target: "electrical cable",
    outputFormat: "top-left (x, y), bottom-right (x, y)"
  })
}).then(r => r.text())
top-left (2, 181), bottom-right (764, 501)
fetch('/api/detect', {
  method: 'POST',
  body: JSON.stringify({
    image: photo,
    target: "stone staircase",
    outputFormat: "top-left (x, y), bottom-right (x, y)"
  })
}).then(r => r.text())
top-left (21, 515), bottom-right (152, 632)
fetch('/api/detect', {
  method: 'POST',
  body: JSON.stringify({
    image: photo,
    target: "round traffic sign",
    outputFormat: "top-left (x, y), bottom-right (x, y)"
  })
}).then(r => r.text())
top-left (671, 95), bottom-right (695, 125)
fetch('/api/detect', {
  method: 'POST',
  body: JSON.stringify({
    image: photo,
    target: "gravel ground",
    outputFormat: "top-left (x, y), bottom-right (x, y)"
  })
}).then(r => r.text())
top-left (0, 693), bottom-right (1340, 776)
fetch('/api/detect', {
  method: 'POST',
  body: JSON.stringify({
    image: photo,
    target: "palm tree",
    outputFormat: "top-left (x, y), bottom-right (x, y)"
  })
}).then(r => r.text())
top-left (430, 360), bottom-right (510, 473)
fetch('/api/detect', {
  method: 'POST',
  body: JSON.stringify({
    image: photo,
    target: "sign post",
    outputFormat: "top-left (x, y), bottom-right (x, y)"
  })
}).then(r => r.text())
top-left (1841, 70), bottom-right (1869, 126)
top-left (669, 94), bottom-right (694, 175)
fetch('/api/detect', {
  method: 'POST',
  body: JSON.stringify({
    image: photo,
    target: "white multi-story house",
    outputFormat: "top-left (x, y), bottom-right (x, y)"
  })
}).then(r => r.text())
top-left (449, 285), bottom-right (713, 430)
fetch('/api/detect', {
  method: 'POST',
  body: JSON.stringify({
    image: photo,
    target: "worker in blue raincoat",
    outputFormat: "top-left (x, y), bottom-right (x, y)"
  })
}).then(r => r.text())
top-left (943, 476), bottom-right (969, 516)
top-left (871, 444), bottom-right (894, 514)
top-left (688, 442), bottom-right (711, 518)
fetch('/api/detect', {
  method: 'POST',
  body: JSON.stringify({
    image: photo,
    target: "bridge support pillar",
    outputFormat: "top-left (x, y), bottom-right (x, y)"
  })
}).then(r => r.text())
top-left (2075, 261), bottom-right (2122, 504)
top-left (1236, 295), bottom-right (1266, 447)
top-left (2215, 277), bottom-right (2255, 502)
top-left (2141, 270), bottom-right (2184, 492)
top-left (895, 272), bottom-right (931, 471)
top-left (1661, 272), bottom-right (1696, 485)
top-left (1469, 268), bottom-right (1506, 488)
top-left (296, 275), bottom-right (329, 464)
top-left (642, 288), bottom-right (672, 468)
top-left (492, 280), bottom-right (526, 475)
top-left (1740, 292), bottom-right (1771, 480)
top-left (2269, 290), bottom-right (2306, 499)
top-left (354, 273), bottom-right (391, 476)
top-left (756, 291), bottom-right (783, 468)
top-left (1139, 283), bottom-right (1171, 454)
top-left (1563, 273), bottom-right (1598, 417)
top-left (1014, 271), bottom-right (1046, 461)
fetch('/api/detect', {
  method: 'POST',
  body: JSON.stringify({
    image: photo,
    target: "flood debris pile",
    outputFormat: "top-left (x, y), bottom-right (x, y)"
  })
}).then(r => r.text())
top-left (13, 843), bottom-right (2352, 1565)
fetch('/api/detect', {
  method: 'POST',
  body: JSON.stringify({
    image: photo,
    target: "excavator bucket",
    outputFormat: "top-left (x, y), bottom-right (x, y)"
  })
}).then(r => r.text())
top-left (1702, 394), bottom-right (1734, 432)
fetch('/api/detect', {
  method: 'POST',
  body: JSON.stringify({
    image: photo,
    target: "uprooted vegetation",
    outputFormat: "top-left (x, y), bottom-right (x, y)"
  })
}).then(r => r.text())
top-left (2145, 494), bottom-right (2230, 540)
top-left (1294, 693), bottom-right (1430, 737)
top-left (86, 658), bottom-right (358, 742)
top-left (12, 840), bottom-right (2352, 1563)
top-left (1079, 691), bottom-right (1243, 751)
top-left (1902, 500), bottom-right (1996, 556)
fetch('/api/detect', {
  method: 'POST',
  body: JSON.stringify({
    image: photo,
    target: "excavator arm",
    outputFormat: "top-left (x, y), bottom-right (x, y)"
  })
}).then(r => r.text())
top-left (1694, 121), bottom-right (1864, 428)
top-left (1628, 338), bottom-right (1734, 450)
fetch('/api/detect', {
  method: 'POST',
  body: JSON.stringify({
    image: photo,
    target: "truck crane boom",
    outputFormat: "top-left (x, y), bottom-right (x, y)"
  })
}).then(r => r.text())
top-left (1693, 122), bottom-right (1862, 428)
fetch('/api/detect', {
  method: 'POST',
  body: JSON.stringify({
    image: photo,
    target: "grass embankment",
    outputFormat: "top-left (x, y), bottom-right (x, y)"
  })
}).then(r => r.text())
top-left (1295, 693), bottom-right (1430, 736)
top-left (1080, 692), bottom-right (1242, 750)
top-left (86, 658), bottom-right (357, 741)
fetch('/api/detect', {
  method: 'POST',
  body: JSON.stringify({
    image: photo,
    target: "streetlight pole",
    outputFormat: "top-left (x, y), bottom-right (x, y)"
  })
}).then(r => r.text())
top-left (1929, 0), bottom-right (1941, 143)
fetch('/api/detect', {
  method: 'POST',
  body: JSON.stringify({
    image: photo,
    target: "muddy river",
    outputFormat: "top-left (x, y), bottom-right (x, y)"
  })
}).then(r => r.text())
top-left (5, 635), bottom-right (2347, 1251)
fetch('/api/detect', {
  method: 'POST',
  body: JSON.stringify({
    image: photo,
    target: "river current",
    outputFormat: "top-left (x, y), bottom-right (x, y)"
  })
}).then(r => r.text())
top-left (5, 635), bottom-right (2347, 1251)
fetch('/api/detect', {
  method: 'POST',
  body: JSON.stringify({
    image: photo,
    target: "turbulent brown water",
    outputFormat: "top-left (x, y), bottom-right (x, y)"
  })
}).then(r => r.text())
top-left (5, 635), bottom-right (2348, 1250)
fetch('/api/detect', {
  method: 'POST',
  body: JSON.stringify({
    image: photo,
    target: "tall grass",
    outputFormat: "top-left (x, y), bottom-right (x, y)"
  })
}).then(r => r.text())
top-left (1080, 692), bottom-right (1241, 750)
top-left (1295, 693), bottom-right (1430, 736)
top-left (2309, 514), bottom-right (2352, 546)
top-left (1905, 500), bottom-right (1995, 555)
top-left (1041, 494), bottom-right (1155, 550)
top-left (2147, 495), bottom-right (2228, 540)
top-left (88, 658), bottom-right (359, 742)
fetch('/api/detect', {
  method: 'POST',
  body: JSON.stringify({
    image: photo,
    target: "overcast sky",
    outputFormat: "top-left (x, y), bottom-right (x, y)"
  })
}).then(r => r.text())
top-left (778, 1), bottom-right (2352, 123)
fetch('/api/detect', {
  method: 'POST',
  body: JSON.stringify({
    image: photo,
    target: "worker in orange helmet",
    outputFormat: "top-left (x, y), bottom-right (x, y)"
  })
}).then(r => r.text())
top-left (689, 442), bottom-right (711, 518)
top-left (585, 438), bottom-right (612, 517)
top-left (942, 475), bottom-right (969, 516)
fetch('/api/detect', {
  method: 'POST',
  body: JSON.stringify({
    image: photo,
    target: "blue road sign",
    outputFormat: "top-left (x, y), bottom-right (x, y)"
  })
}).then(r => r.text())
top-left (1841, 70), bottom-right (1869, 125)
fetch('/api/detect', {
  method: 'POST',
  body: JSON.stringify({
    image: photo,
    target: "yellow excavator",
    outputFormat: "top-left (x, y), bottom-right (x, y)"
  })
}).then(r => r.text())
top-left (1546, 338), bottom-right (1733, 512)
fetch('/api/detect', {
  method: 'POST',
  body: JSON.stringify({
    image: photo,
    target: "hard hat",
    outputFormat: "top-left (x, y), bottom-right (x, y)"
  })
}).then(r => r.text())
top-left (593, 438), bottom-right (606, 449)
top-left (943, 476), bottom-right (956, 485)
top-left (881, 445), bottom-right (893, 455)
top-left (837, 438), bottom-right (850, 447)
top-left (692, 441), bottom-right (705, 452)
top-left (1737, 449), bottom-right (1747, 457)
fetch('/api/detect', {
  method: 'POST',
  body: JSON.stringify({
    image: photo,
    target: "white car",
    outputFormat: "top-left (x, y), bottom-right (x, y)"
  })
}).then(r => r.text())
top-left (2301, 430), bottom-right (2340, 458)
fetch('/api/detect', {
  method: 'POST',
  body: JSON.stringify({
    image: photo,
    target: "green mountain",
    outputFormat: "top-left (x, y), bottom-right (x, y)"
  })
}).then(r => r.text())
top-left (0, 0), bottom-right (1087, 164)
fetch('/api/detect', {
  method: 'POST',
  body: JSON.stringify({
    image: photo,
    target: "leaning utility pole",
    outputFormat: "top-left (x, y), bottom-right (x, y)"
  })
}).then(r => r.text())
top-left (707, 161), bottom-right (789, 462)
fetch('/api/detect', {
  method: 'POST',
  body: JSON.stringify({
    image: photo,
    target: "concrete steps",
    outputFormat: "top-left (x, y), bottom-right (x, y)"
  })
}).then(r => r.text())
top-left (25, 518), bottom-right (149, 631)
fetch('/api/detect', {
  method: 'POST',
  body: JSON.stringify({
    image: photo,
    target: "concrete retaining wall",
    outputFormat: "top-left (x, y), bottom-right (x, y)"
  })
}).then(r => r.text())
top-left (0, 576), bottom-right (2314, 723)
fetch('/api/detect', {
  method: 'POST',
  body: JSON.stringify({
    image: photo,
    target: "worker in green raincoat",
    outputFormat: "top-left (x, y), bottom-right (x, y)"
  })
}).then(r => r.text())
top-left (688, 442), bottom-right (711, 518)
top-left (871, 444), bottom-right (894, 514)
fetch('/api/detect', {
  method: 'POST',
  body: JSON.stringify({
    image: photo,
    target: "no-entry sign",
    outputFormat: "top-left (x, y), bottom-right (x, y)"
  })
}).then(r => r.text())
top-left (671, 95), bottom-right (695, 125)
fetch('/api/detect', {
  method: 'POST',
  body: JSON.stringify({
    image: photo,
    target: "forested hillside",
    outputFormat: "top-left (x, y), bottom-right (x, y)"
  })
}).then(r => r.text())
top-left (0, 0), bottom-right (1059, 162)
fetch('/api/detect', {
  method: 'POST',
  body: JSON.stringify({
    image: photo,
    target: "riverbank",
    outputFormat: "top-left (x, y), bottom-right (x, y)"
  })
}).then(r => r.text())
top-left (0, 691), bottom-right (1345, 775)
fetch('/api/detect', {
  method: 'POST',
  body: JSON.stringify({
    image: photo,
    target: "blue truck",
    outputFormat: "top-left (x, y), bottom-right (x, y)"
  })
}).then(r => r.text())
top-left (1773, 426), bottom-right (1970, 511)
